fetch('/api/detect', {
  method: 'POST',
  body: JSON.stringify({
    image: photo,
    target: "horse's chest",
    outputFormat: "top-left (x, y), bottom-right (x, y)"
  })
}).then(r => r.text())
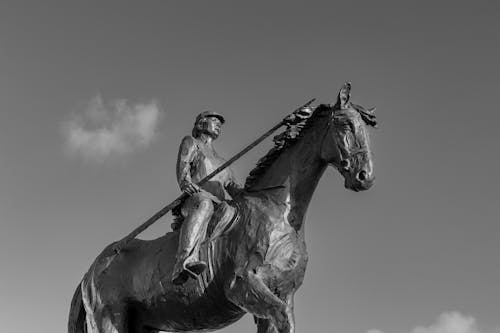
top-left (265, 232), bottom-right (305, 273)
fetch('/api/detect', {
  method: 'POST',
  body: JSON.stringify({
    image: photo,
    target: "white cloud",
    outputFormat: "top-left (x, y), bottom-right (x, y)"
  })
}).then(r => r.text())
top-left (411, 313), bottom-right (478, 333)
top-left (62, 95), bottom-right (162, 162)
top-left (367, 312), bottom-right (499, 333)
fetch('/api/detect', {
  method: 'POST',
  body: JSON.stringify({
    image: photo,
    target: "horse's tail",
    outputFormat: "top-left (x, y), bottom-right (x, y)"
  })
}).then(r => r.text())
top-left (68, 281), bottom-right (86, 333)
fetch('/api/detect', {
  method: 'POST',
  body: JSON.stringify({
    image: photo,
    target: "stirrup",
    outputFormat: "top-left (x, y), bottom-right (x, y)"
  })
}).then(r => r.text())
top-left (171, 270), bottom-right (190, 285)
top-left (171, 261), bottom-right (207, 285)
top-left (186, 261), bottom-right (207, 276)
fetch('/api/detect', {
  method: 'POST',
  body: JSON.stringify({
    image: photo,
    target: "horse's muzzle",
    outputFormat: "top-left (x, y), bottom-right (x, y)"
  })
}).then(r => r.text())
top-left (345, 169), bottom-right (375, 191)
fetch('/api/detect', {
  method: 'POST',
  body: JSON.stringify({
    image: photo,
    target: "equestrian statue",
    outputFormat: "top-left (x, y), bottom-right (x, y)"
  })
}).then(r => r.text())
top-left (68, 83), bottom-right (377, 333)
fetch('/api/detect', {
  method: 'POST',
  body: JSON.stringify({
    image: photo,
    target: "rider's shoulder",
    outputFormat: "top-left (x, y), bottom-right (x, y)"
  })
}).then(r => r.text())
top-left (178, 136), bottom-right (199, 156)
top-left (180, 135), bottom-right (198, 147)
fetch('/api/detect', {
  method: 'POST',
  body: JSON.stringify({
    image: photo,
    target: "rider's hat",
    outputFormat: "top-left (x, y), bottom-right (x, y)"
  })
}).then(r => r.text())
top-left (195, 111), bottom-right (225, 124)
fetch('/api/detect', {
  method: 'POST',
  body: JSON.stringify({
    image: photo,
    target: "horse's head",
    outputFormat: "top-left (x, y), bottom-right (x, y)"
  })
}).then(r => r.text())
top-left (320, 83), bottom-right (377, 191)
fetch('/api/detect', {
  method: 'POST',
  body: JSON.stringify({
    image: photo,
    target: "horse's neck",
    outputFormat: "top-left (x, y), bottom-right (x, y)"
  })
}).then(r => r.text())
top-left (247, 127), bottom-right (327, 231)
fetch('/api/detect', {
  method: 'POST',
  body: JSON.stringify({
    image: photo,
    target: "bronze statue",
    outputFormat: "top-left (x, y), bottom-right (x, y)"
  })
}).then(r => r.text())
top-left (68, 84), bottom-right (377, 333)
top-left (172, 110), bottom-right (241, 285)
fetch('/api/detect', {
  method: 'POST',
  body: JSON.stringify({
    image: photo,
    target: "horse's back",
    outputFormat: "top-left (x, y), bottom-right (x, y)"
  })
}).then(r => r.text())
top-left (90, 232), bottom-right (179, 300)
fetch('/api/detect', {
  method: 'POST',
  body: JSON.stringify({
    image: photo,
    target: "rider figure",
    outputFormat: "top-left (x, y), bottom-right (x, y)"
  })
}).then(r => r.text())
top-left (171, 111), bottom-right (241, 285)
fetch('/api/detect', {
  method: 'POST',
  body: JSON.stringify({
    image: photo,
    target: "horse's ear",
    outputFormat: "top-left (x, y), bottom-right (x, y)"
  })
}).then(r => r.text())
top-left (336, 82), bottom-right (352, 109)
top-left (352, 103), bottom-right (378, 128)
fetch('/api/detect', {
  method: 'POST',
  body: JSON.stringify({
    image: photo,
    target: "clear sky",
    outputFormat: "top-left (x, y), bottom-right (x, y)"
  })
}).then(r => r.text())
top-left (0, 1), bottom-right (499, 333)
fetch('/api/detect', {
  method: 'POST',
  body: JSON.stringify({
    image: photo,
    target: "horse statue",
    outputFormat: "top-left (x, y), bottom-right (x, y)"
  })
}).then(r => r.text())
top-left (68, 84), bottom-right (377, 333)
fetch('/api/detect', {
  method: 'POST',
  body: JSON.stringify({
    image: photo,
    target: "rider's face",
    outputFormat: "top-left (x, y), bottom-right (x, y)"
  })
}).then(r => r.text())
top-left (202, 116), bottom-right (222, 138)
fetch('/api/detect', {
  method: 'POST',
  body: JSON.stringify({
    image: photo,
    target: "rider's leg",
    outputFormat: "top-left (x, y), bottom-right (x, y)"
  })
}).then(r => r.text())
top-left (172, 193), bottom-right (214, 284)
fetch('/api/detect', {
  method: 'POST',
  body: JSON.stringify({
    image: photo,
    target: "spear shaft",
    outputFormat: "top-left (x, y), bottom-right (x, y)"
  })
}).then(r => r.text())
top-left (113, 98), bottom-right (315, 254)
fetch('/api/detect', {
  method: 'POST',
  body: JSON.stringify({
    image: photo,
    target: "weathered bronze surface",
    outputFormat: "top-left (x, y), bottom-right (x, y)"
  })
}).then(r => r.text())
top-left (68, 84), bottom-right (377, 333)
top-left (110, 99), bottom-right (316, 255)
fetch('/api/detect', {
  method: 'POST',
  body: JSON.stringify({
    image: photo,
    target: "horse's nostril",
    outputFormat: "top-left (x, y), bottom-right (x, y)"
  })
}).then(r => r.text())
top-left (357, 170), bottom-right (367, 181)
top-left (340, 159), bottom-right (350, 170)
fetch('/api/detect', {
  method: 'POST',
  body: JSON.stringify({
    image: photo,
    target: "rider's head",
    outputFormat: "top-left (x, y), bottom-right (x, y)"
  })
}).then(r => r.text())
top-left (192, 111), bottom-right (225, 139)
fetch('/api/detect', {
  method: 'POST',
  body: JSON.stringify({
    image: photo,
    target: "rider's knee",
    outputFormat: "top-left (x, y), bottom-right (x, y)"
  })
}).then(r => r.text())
top-left (186, 193), bottom-right (214, 213)
top-left (197, 197), bottom-right (214, 213)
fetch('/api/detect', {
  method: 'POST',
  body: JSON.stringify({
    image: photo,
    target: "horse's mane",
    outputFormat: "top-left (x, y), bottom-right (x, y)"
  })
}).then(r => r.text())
top-left (244, 101), bottom-right (377, 190)
top-left (244, 104), bottom-right (332, 189)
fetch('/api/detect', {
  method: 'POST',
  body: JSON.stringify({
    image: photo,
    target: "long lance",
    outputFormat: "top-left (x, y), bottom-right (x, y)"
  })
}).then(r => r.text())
top-left (112, 98), bottom-right (316, 254)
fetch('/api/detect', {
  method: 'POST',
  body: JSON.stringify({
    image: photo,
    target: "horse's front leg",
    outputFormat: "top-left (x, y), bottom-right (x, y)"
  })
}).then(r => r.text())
top-left (284, 293), bottom-right (295, 332)
top-left (226, 271), bottom-right (293, 333)
top-left (254, 317), bottom-right (275, 333)
top-left (254, 293), bottom-right (296, 333)
top-left (87, 305), bottom-right (128, 333)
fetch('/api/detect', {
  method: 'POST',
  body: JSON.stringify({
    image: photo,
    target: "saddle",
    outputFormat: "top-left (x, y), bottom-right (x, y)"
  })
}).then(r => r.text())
top-left (171, 200), bottom-right (239, 241)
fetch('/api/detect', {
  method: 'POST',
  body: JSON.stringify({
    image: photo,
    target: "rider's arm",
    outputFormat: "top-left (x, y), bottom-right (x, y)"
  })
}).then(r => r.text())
top-left (225, 169), bottom-right (243, 198)
top-left (176, 136), bottom-right (199, 195)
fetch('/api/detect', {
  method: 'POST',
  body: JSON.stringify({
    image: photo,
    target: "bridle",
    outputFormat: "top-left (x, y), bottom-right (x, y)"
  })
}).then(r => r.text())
top-left (321, 108), bottom-right (370, 172)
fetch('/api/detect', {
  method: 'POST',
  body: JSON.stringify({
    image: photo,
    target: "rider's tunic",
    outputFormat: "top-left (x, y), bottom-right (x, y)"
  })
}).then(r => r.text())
top-left (177, 135), bottom-right (237, 205)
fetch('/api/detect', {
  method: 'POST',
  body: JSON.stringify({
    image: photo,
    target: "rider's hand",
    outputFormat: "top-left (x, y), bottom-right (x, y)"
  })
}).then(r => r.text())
top-left (225, 180), bottom-right (243, 198)
top-left (181, 181), bottom-right (200, 195)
